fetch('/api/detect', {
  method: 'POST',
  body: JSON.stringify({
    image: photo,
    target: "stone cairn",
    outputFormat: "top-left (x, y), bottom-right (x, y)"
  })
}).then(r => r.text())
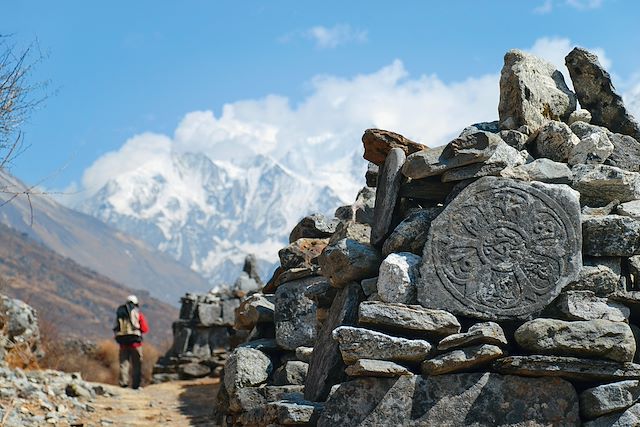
top-left (213, 47), bottom-right (640, 426)
top-left (152, 255), bottom-right (262, 382)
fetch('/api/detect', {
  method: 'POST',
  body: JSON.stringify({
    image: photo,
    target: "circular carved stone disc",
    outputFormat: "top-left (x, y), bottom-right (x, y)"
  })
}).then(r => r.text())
top-left (418, 177), bottom-right (582, 320)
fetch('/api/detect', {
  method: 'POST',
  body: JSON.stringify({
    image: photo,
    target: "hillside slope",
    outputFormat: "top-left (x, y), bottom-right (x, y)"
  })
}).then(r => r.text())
top-left (0, 171), bottom-right (211, 304)
top-left (0, 222), bottom-right (176, 344)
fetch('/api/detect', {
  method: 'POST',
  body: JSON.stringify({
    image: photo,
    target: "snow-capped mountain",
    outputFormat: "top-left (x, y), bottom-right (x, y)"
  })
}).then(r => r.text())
top-left (77, 150), bottom-right (364, 286)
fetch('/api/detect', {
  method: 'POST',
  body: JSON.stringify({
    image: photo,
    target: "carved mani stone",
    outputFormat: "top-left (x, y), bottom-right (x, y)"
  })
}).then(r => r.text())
top-left (418, 177), bottom-right (582, 321)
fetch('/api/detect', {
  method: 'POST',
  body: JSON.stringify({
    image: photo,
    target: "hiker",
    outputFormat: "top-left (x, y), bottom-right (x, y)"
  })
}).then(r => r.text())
top-left (113, 295), bottom-right (149, 389)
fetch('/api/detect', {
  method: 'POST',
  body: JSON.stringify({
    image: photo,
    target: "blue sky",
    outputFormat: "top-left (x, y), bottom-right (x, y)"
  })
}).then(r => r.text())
top-left (3, 0), bottom-right (640, 192)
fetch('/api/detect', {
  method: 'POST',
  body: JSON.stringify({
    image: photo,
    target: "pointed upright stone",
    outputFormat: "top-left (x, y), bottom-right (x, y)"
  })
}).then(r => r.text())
top-left (566, 47), bottom-right (640, 141)
top-left (371, 147), bottom-right (406, 247)
top-left (304, 282), bottom-right (364, 402)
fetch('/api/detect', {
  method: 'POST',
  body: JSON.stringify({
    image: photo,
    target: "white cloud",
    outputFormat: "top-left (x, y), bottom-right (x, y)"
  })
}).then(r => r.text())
top-left (533, 0), bottom-right (606, 13)
top-left (527, 37), bottom-right (612, 90)
top-left (306, 24), bottom-right (367, 49)
top-left (77, 37), bottom-right (628, 204)
top-left (534, 0), bottom-right (554, 14)
top-left (78, 60), bottom-right (498, 199)
top-left (81, 132), bottom-right (172, 194)
top-left (566, 0), bottom-right (604, 9)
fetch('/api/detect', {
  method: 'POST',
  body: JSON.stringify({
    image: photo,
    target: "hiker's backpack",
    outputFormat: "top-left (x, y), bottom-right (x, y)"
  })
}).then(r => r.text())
top-left (113, 303), bottom-right (142, 345)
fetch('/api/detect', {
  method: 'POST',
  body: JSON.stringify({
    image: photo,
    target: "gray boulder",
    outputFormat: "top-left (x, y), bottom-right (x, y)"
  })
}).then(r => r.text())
top-left (289, 213), bottom-right (339, 243)
top-left (272, 361), bottom-right (308, 386)
top-left (274, 276), bottom-right (320, 350)
top-left (498, 129), bottom-right (528, 150)
top-left (278, 238), bottom-right (328, 270)
top-left (319, 373), bottom-right (579, 427)
top-left (402, 131), bottom-right (504, 179)
top-left (617, 200), bottom-right (640, 218)
top-left (568, 130), bottom-right (614, 166)
top-left (196, 302), bottom-right (222, 327)
top-left (318, 238), bottom-right (382, 288)
top-left (305, 282), bottom-right (363, 402)
top-left (498, 49), bottom-right (576, 130)
top-left (566, 47), bottom-right (640, 141)
top-left (333, 326), bottom-right (432, 364)
top-left (514, 318), bottom-right (635, 362)
top-left (583, 403), bottom-right (640, 427)
top-left (377, 252), bottom-right (421, 304)
top-left (546, 290), bottom-right (629, 322)
top-left (358, 301), bottom-right (460, 338)
top-left (501, 158), bottom-right (573, 184)
top-left (371, 147), bottom-right (406, 247)
top-left (224, 347), bottom-right (272, 394)
top-left (583, 215), bottom-right (640, 256)
top-left (437, 322), bottom-right (507, 351)
top-left (572, 164), bottom-right (640, 205)
top-left (580, 380), bottom-right (640, 420)
top-left (0, 295), bottom-right (41, 362)
top-left (234, 293), bottom-right (274, 331)
top-left (568, 108), bottom-right (592, 125)
top-left (529, 120), bottom-right (580, 162)
top-left (440, 140), bottom-right (526, 183)
top-left (571, 121), bottom-right (640, 173)
top-left (565, 256), bottom-right (623, 296)
top-left (381, 208), bottom-right (442, 257)
top-left (419, 177), bottom-right (582, 321)
top-left (421, 344), bottom-right (503, 375)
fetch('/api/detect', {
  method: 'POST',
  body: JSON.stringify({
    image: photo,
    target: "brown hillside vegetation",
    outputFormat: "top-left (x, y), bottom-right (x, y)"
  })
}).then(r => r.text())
top-left (0, 222), bottom-right (177, 345)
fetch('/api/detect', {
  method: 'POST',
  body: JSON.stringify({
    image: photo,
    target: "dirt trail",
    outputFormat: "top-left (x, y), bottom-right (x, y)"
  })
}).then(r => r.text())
top-left (79, 378), bottom-right (221, 427)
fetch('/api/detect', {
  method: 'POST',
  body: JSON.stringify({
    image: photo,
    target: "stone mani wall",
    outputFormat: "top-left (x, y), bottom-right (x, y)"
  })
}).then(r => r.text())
top-left (213, 47), bottom-right (640, 426)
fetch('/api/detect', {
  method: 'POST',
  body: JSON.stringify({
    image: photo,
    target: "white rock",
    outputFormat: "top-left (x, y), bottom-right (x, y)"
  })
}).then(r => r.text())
top-left (377, 252), bottom-right (421, 304)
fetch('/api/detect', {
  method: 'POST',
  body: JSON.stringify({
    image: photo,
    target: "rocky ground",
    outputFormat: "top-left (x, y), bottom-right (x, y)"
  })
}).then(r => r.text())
top-left (0, 369), bottom-right (220, 427)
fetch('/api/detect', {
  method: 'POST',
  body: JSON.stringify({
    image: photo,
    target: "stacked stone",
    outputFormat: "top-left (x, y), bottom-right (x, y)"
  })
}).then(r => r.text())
top-left (216, 47), bottom-right (640, 426)
top-left (213, 216), bottom-right (338, 425)
top-left (153, 256), bottom-right (262, 382)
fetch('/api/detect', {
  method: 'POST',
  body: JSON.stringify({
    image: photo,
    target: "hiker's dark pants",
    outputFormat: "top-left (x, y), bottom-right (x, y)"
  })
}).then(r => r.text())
top-left (119, 345), bottom-right (143, 388)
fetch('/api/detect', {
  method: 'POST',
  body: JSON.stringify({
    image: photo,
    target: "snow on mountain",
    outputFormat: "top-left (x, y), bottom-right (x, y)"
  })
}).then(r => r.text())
top-left (77, 149), bottom-right (364, 286)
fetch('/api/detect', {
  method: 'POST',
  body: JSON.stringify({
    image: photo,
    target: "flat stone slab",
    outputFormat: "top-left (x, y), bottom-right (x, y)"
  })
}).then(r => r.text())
top-left (358, 301), bottom-right (460, 338)
top-left (362, 128), bottom-right (426, 166)
top-left (571, 164), bottom-right (640, 205)
top-left (580, 380), bottom-right (640, 420)
top-left (546, 290), bottom-right (629, 322)
top-left (514, 318), bottom-right (635, 362)
top-left (421, 344), bottom-right (503, 375)
top-left (418, 177), bottom-right (582, 321)
top-left (345, 359), bottom-right (411, 377)
top-left (333, 326), bottom-right (432, 364)
top-left (437, 322), bottom-right (507, 351)
top-left (492, 355), bottom-right (640, 382)
top-left (583, 403), bottom-right (640, 427)
top-left (583, 215), bottom-right (640, 256)
top-left (318, 373), bottom-right (579, 426)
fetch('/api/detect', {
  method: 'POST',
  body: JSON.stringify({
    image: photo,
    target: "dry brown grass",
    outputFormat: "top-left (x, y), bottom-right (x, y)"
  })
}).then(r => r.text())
top-left (38, 325), bottom-right (163, 386)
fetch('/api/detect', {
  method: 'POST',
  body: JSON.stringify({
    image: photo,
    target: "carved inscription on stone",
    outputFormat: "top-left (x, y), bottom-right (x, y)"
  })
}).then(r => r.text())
top-left (418, 177), bottom-right (582, 320)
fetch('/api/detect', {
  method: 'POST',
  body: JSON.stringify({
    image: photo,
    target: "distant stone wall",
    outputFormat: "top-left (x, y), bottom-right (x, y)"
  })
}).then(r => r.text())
top-left (211, 46), bottom-right (640, 426)
top-left (152, 256), bottom-right (262, 382)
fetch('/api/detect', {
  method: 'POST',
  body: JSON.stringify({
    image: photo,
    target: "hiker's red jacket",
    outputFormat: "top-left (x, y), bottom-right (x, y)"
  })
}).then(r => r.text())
top-left (120, 312), bottom-right (149, 349)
